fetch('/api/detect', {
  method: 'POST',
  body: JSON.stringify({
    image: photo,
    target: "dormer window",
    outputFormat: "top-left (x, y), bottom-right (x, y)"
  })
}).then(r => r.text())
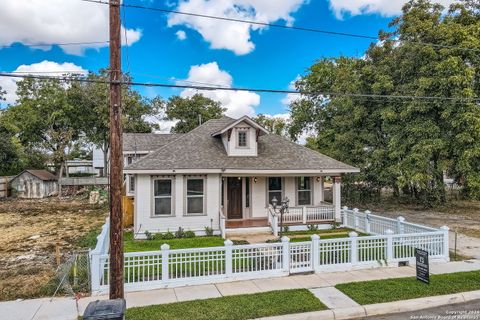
top-left (237, 130), bottom-right (247, 147)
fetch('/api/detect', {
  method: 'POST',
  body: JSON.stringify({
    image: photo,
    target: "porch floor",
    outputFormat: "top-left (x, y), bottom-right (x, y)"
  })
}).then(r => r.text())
top-left (225, 218), bottom-right (268, 228)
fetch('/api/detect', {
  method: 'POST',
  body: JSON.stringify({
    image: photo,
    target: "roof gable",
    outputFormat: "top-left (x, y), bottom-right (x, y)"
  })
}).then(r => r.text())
top-left (211, 116), bottom-right (269, 137)
top-left (12, 170), bottom-right (58, 181)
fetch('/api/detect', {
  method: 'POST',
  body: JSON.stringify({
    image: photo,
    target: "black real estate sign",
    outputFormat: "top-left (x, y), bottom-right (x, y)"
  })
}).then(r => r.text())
top-left (415, 248), bottom-right (429, 284)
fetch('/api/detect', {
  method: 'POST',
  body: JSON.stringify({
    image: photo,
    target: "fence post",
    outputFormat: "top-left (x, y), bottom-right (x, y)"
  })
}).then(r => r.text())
top-left (224, 239), bottom-right (233, 277)
top-left (349, 232), bottom-right (358, 265)
top-left (440, 226), bottom-right (450, 261)
top-left (311, 234), bottom-right (320, 272)
top-left (385, 229), bottom-right (394, 263)
top-left (89, 251), bottom-right (101, 292)
top-left (364, 210), bottom-right (371, 234)
top-left (220, 214), bottom-right (226, 239)
top-left (302, 206), bottom-right (307, 224)
top-left (161, 244), bottom-right (170, 282)
top-left (281, 236), bottom-right (290, 272)
top-left (353, 208), bottom-right (359, 230)
top-left (273, 214), bottom-right (279, 237)
top-left (396, 216), bottom-right (405, 234)
top-left (342, 206), bottom-right (348, 226)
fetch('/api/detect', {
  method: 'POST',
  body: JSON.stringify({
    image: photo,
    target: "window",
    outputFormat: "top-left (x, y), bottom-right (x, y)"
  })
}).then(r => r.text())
top-left (129, 175), bottom-right (135, 192)
top-left (186, 178), bottom-right (204, 215)
top-left (297, 177), bottom-right (312, 206)
top-left (237, 131), bottom-right (247, 147)
top-left (153, 179), bottom-right (172, 215)
top-left (268, 177), bottom-right (283, 205)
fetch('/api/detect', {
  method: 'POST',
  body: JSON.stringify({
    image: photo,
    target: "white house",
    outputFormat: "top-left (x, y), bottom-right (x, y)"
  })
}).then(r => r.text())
top-left (124, 116), bottom-right (359, 238)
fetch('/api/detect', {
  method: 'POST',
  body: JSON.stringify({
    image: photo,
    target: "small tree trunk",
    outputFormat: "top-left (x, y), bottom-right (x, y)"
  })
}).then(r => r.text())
top-left (58, 162), bottom-right (64, 198)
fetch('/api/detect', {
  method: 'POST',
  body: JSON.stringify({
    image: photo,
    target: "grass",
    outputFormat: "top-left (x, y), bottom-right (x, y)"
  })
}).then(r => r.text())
top-left (124, 232), bottom-right (247, 252)
top-left (76, 227), bottom-right (102, 248)
top-left (125, 289), bottom-right (326, 320)
top-left (336, 270), bottom-right (480, 305)
top-left (284, 227), bottom-right (356, 236)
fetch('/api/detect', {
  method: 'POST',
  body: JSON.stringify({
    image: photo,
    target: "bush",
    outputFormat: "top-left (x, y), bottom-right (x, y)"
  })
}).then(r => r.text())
top-left (161, 230), bottom-right (175, 240)
top-left (307, 224), bottom-right (318, 231)
top-left (175, 227), bottom-right (185, 239)
top-left (204, 226), bottom-right (214, 236)
top-left (282, 226), bottom-right (289, 233)
top-left (184, 230), bottom-right (196, 238)
top-left (144, 231), bottom-right (155, 240)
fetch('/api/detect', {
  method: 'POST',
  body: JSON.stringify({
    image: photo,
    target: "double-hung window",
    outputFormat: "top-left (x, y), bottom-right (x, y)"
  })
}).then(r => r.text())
top-left (153, 179), bottom-right (172, 216)
top-left (186, 178), bottom-right (205, 215)
top-left (129, 175), bottom-right (135, 192)
top-left (297, 177), bottom-right (312, 205)
top-left (268, 177), bottom-right (283, 205)
top-left (237, 130), bottom-right (247, 147)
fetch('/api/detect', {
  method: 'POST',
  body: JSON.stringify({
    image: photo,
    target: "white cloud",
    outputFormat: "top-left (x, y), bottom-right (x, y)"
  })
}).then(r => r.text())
top-left (328, 0), bottom-right (457, 18)
top-left (0, 61), bottom-right (87, 105)
top-left (176, 30), bottom-right (187, 40)
top-left (0, 0), bottom-right (141, 55)
top-left (167, 0), bottom-right (307, 55)
top-left (281, 75), bottom-right (301, 106)
top-left (179, 62), bottom-right (260, 117)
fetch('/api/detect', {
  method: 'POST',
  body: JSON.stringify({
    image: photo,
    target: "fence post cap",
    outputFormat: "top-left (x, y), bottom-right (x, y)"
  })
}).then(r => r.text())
top-left (397, 216), bottom-right (405, 222)
top-left (385, 229), bottom-right (394, 235)
top-left (311, 234), bottom-right (320, 240)
top-left (353, 208), bottom-right (359, 212)
top-left (342, 206), bottom-right (349, 210)
top-left (365, 210), bottom-right (371, 214)
top-left (440, 225), bottom-right (450, 231)
top-left (224, 239), bottom-right (233, 246)
top-left (281, 236), bottom-right (290, 243)
top-left (348, 231), bottom-right (358, 238)
top-left (161, 243), bottom-right (170, 250)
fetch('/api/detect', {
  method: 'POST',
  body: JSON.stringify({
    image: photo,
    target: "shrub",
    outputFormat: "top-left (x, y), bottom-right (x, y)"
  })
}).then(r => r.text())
top-left (307, 224), bottom-right (318, 231)
top-left (204, 226), bottom-right (214, 236)
top-left (161, 230), bottom-right (175, 240)
top-left (184, 230), bottom-right (196, 238)
top-left (175, 227), bottom-right (185, 238)
top-left (144, 231), bottom-right (155, 240)
top-left (282, 226), bottom-right (289, 233)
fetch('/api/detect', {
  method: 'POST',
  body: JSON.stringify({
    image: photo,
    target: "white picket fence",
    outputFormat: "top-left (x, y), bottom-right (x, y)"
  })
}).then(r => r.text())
top-left (90, 208), bottom-right (449, 293)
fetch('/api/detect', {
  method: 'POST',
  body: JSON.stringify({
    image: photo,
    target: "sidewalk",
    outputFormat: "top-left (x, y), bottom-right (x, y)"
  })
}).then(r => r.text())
top-left (1, 259), bottom-right (479, 320)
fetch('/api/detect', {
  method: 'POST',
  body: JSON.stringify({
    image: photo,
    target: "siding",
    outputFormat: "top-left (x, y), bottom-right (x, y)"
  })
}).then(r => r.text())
top-left (135, 174), bottom-right (221, 237)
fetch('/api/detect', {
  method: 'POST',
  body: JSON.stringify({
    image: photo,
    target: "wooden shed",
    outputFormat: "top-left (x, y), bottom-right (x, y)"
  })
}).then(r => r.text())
top-left (10, 170), bottom-right (58, 199)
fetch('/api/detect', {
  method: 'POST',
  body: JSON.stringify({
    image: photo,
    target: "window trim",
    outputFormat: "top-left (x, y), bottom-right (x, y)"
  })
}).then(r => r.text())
top-left (151, 177), bottom-right (175, 217)
top-left (296, 176), bottom-right (313, 206)
top-left (236, 129), bottom-right (249, 148)
top-left (184, 176), bottom-right (207, 216)
top-left (266, 177), bottom-right (284, 207)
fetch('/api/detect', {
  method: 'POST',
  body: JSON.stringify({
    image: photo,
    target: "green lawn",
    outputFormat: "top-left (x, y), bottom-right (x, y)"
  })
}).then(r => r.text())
top-left (124, 232), bottom-right (229, 252)
top-left (284, 227), bottom-right (357, 236)
top-left (336, 270), bottom-right (480, 305)
top-left (126, 289), bottom-right (326, 320)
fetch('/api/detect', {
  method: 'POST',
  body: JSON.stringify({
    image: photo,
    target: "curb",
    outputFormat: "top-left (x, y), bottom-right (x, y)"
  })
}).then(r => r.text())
top-left (256, 290), bottom-right (480, 320)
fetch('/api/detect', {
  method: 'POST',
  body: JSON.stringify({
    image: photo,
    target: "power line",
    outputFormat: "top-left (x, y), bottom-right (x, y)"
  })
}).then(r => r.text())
top-left (0, 40), bottom-right (109, 49)
top-left (79, 0), bottom-right (480, 53)
top-left (0, 72), bottom-right (478, 103)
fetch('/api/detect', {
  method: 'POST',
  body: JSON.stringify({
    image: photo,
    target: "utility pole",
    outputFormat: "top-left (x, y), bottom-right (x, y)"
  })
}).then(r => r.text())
top-left (109, 0), bottom-right (124, 299)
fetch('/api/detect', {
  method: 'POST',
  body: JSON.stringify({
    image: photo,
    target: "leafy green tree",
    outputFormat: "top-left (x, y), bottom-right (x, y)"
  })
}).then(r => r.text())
top-left (163, 94), bottom-right (226, 133)
top-left (68, 70), bottom-right (160, 174)
top-left (254, 114), bottom-right (289, 136)
top-left (289, 0), bottom-right (480, 205)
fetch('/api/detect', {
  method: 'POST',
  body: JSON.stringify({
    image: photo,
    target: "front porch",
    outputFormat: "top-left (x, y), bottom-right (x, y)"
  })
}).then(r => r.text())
top-left (219, 175), bottom-right (343, 236)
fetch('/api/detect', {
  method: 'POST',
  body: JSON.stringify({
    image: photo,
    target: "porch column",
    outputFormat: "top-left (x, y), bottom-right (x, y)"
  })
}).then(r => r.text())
top-left (318, 176), bottom-right (324, 203)
top-left (333, 176), bottom-right (341, 222)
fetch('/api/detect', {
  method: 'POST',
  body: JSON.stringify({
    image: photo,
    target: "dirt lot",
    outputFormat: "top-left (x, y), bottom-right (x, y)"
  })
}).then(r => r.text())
top-left (0, 197), bottom-right (108, 301)
top-left (357, 200), bottom-right (480, 259)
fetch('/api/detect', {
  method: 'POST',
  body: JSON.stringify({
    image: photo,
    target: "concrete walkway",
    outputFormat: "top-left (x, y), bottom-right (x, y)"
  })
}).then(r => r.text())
top-left (2, 260), bottom-right (479, 320)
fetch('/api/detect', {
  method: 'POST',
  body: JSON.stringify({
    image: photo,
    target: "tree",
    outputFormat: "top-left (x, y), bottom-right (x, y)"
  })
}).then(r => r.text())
top-left (254, 114), bottom-right (289, 136)
top-left (68, 70), bottom-right (160, 175)
top-left (289, 0), bottom-right (480, 205)
top-left (163, 94), bottom-right (226, 133)
top-left (5, 77), bottom-right (78, 175)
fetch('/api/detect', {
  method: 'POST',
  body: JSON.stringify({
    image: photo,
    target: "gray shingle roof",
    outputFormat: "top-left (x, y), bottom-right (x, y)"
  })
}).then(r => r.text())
top-left (123, 133), bottom-right (183, 152)
top-left (125, 116), bottom-right (358, 172)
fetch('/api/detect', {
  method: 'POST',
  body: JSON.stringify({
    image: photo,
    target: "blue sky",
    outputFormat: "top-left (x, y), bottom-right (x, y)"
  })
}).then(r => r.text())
top-left (0, 0), bottom-right (454, 125)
